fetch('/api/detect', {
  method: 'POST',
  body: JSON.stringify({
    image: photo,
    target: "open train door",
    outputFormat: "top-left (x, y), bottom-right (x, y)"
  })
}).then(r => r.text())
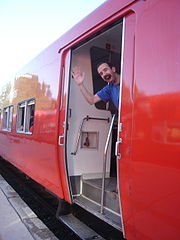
top-left (57, 9), bottom-right (137, 239)
top-left (57, 49), bottom-right (72, 205)
top-left (115, 12), bottom-right (136, 239)
top-left (57, 10), bottom-right (136, 239)
top-left (65, 18), bottom-right (125, 233)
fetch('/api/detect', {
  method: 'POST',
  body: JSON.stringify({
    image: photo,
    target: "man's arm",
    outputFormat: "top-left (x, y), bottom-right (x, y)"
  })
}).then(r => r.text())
top-left (79, 83), bottom-right (101, 105)
top-left (72, 66), bottom-right (101, 105)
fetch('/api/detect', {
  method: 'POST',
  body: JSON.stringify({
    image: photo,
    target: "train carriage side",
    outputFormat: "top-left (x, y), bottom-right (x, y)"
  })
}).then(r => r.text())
top-left (0, 40), bottom-right (65, 198)
top-left (0, 0), bottom-right (179, 239)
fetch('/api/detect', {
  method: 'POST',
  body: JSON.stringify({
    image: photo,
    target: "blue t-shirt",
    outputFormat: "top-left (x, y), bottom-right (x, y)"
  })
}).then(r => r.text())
top-left (96, 83), bottom-right (120, 109)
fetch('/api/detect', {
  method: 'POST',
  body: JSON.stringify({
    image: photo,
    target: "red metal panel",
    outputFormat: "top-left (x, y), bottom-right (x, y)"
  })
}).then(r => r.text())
top-left (119, 0), bottom-right (180, 239)
top-left (0, 43), bottom-right (64, 198)
top-left (119, 12), bottom-right (136, 239)
top-left (57, 50), bottom-right (71, 203)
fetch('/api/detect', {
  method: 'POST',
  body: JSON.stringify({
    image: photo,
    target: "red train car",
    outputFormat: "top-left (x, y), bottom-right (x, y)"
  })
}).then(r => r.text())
top-left (0, 0), bottom-right (180, 239)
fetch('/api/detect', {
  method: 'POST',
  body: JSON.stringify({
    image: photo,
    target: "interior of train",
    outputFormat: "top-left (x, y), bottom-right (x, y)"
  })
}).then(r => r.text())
top-left (66, 19), bottom-right (123, 230)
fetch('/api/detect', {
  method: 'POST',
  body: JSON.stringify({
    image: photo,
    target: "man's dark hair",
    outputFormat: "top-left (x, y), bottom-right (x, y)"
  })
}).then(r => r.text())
top-left (96, 62), bottom-right (114, 70)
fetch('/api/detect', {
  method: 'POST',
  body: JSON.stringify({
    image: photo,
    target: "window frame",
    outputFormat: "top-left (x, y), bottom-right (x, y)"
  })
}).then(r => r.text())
top-left (16, 98), bottom-right (35, 135)
top-left (2, 105), bottom-right (14, 132)
top-left (0, 108), bottom-right (1, 127)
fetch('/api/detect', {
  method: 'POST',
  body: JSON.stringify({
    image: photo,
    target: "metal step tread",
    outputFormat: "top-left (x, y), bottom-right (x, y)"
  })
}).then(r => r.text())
top-left (74, 195), bottom-right (122, 231)
top-left (82, 178), bottom-right (120, 213)
top-left (83, 177), bottom-right (118, 193)
top-left (59, 213), bottom-right (106, 240)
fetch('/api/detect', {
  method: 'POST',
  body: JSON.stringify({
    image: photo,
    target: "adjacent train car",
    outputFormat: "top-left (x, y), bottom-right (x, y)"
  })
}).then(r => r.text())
top-left (0, 0), bottom-right (180, 239)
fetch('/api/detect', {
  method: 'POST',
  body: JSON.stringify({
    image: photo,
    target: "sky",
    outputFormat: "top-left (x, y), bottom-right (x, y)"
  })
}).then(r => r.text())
top-left (0, 0), bottom-right (106, 87)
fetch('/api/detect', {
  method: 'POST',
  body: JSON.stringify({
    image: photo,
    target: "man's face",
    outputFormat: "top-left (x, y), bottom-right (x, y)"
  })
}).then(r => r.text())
top-left (97, 63), bottom-right (116, 83)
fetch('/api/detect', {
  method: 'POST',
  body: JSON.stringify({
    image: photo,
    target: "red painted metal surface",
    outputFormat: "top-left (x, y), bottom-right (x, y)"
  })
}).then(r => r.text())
top-left (0, 40), bottom-right (64, 197)
top-left (57, 50), bottom-right (72, 203)
top-left (119, 0), bottom-right (180, 239)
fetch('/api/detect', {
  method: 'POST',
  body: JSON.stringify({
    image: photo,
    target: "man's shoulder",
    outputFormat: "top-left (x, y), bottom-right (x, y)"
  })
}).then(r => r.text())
top-left (108, 83), bottom-right (119, 90)
top-left (99, 83), bottom-right (110, 92)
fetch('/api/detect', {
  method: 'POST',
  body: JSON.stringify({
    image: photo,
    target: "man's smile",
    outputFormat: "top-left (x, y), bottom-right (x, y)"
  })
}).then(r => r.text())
top-left (104, 74), bottom-right (112, 81)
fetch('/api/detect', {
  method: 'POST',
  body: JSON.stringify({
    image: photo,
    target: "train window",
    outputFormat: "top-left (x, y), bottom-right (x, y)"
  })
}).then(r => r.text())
top-left (16, 99), bottom-right (35, 134)
top-left (2, 105), bottom-right (13, 132)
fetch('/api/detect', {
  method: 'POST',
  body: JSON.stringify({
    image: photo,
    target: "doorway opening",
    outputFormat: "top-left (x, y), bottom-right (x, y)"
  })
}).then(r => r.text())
top-left (66, 19), bottom-right (123, 230)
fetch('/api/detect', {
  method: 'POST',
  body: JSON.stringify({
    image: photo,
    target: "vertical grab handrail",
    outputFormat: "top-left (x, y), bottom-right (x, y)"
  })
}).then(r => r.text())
top-left (100, 114), bottom-right (116, 214)
top-left (71, 117), bottom-right (87, 155)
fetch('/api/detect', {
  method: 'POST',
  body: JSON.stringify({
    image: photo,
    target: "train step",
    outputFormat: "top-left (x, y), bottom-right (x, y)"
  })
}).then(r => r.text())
top-left (59, 213), bottom-right (106, 240)
top-left (82, 177), bottom-right (120, 213)
top-left (74, 195), bottom-right (122, 231)
top-left (72, 177), bottom-right (122, 231)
